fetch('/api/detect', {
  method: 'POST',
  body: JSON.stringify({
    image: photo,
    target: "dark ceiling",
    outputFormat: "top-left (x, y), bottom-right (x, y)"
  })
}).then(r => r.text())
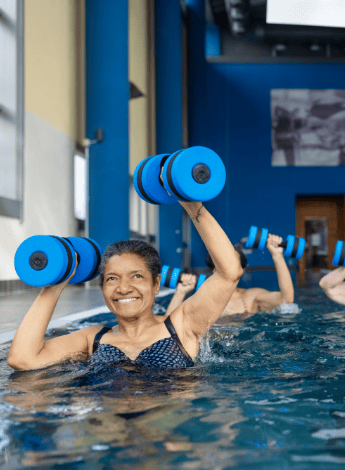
top-left (205, 0), bottom-right (345, 60)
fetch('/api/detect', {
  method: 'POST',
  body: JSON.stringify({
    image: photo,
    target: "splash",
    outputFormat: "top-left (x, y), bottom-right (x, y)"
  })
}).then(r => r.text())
top-left (197, 332), bottom-right (224, 363)
top-left (270, 302), bottom-right (302, 315)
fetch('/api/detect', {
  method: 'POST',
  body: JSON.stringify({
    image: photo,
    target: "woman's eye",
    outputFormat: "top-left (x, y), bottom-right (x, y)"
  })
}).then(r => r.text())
top-left (107, 276), bottom-right (116, 282)
top-left (134, 274), bottom-right (142, 279)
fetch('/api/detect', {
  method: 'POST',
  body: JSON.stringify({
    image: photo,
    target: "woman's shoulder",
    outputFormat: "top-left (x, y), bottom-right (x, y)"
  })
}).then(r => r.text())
top-left (75, 325), bottom-right (109, 346)
top-left (74, 325), bottom-right (110, 356)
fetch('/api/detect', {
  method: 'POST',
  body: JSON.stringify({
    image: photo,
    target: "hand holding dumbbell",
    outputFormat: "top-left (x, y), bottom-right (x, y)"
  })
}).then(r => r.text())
top-left (161, 266), bottom-right (206, 291)
top-left (246, 226), bottom-right (305, 259)
top-left (175, 273), bottom-right (197, 294)
top-left (266, 233), bottom-right (284, 257)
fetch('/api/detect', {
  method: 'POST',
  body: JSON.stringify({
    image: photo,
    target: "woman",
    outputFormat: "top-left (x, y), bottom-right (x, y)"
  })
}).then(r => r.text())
top-left (7, 201), bottom-right (243, 371)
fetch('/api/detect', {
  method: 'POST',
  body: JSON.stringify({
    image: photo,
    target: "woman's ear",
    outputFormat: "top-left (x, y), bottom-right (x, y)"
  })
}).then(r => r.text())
top-left (155, 274), bottom-right (161, 294)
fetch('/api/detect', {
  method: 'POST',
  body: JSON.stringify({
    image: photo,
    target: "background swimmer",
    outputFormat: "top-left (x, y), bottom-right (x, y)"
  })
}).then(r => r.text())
top-left (319, 267), bottom-right (345, 305)
top-left (166, 233), bottom-right (294, 319)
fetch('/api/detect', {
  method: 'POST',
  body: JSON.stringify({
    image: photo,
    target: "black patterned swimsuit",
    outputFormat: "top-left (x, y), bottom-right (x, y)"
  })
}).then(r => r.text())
top-left (89, 316), bottom-right (194, 369)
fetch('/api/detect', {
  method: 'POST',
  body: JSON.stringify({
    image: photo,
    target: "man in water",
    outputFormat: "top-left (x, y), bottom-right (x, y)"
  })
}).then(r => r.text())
top-left (166, 234), bottom-right (295, 318)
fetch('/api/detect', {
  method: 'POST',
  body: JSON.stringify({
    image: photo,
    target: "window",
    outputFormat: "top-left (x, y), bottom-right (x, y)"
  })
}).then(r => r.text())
top-left (74, 153), bottom-right (86, 236)
top-left (0, 0), bottom-right (24, 218)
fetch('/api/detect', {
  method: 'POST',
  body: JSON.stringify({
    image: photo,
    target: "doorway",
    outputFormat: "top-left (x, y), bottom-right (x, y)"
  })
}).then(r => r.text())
top-left (296, 196), bottom-right (345, 283)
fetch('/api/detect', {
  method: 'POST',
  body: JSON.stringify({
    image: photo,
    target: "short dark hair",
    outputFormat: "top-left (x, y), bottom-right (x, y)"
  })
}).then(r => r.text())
top-left (99, 239), bottom-right (161, 286)
top-left (205, 248), bottom-right (247, 271)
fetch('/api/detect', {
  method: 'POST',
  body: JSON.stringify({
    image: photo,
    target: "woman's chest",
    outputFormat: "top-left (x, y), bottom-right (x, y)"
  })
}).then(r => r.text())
top-left (88, 330), bottom-right (171, 361)
top-left (90, 338), bottom-right (190, 368)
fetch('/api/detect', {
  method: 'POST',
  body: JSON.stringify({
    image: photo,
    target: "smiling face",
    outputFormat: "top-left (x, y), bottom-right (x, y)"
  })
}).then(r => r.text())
top-left (102, 253), bottom-right (160, 320)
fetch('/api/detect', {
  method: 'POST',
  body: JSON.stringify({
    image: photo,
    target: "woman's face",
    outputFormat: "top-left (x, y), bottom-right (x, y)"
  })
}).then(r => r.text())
top-left (102, 253), bottom-right (160, 319)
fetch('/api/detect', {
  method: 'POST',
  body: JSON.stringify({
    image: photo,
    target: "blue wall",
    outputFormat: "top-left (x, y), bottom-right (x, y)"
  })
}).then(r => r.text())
top-left (85, 0), bottom-right (129, 252)
top-left (187, 0), bottom-right (345, 270)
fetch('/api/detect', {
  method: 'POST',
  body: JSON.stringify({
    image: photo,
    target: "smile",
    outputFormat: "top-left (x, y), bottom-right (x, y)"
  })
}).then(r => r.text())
top-left (116, 298), bottom-right (138, 303)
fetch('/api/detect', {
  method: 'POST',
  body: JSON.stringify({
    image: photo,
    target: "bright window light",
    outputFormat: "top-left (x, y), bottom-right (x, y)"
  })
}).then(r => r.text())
top-left (74, 154), bottom-right (86, 220)
top-left (266, 0), bottom-right (345, 28)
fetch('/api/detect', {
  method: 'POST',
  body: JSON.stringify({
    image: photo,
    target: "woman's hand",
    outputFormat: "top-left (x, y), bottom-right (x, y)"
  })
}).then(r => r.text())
top-left (178, 201), bottom-right (204, 222)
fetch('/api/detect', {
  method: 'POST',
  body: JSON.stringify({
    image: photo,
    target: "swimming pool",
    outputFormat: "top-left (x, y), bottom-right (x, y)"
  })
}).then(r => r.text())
top-left (0, 283), bottom-right (345, 469)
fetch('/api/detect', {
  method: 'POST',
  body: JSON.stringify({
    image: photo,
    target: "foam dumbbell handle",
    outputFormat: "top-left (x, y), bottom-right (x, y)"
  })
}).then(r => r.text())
top-left (332, 240), bottom-right (345, 266)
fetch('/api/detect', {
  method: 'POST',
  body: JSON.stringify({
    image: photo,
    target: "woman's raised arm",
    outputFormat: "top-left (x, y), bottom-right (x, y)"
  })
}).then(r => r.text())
top-left (171, 201), bottom-right (243, 338)
top-left (7, 264), bottom-right (89, 370)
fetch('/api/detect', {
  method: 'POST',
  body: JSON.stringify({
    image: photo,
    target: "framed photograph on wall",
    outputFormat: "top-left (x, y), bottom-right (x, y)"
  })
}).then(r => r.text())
top-left (271, 89), bottom-right (345, 166)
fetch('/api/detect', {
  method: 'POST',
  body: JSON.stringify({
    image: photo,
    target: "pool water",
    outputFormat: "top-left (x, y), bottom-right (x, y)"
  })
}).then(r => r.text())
top-left (1, 284), bottom-right (345, 469)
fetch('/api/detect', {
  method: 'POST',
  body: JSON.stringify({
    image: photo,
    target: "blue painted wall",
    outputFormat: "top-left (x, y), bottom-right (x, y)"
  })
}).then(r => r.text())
top-left (187, 0), bottom-right (345, 272)
top-left (155, 0), bottom-right (184, 268)
top-left (85, 0), bottom-right (129, 252)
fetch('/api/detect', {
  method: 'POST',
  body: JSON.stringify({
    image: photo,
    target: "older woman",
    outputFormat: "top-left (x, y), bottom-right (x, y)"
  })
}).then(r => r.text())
top-left (7, 201), bottom-right (243, 371)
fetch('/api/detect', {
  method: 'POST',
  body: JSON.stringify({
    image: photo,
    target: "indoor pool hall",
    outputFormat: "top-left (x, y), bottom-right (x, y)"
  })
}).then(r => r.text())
top-left (2, 0), bottom-right (345, 469)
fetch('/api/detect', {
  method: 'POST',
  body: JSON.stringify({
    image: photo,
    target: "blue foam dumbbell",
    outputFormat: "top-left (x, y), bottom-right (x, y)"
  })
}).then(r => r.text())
top-left (14, 236), bottom-right (102, 287)
top-left (161, 265), bottom-right (206, 291)
top-left (133, 147), bottom-right (226, 204)
top-left (246, 226), bottom-right (305, 259)
top-left (332, 240), bottom-right (345, 266)
top-left (162, 146), bottom-right (226, 202)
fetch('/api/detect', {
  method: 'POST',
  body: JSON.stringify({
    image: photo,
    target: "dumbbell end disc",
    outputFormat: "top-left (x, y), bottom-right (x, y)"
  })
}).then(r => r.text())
top-left (246, 226), bottom-right (258, 249)
top-left (163, 147), bottom-right (226, 202)
top-left (333, 240), bottom-right (345, 266)
top-left (295, 238), bottom-right (305, 260)
top-left (196, 274), bottom-right (207, 291)
top-left (160, 265), bottom-right (170, 287)
top-left (14, 235), bottom-right (76, 287)
top-left (258, 228), bottom-right (268, 251)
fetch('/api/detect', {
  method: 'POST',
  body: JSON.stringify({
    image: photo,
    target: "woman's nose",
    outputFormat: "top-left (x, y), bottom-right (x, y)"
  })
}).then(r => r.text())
top-left (116, 278), bottom-right (132, 293)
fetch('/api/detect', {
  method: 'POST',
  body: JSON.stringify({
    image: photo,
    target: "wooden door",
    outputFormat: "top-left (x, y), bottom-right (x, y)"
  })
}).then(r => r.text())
top-left (296, 196), bottom-right (345, 283)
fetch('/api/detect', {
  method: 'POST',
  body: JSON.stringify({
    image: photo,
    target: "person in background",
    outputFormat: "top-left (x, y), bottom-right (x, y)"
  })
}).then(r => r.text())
top-left (319, 267), bottom-right (345, 305)
top-left (166, 234), bottom-right (294, 319)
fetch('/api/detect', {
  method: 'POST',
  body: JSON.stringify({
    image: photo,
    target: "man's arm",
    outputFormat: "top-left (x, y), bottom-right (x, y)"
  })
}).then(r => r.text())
top-left (319, 267), bottom-right (345, 305)
top-left (165, 274), bottom-right (197, 316)
top-left (319, 267), bottom-right (345, 290)
top-left (255, 233), bottom-right (294, 311)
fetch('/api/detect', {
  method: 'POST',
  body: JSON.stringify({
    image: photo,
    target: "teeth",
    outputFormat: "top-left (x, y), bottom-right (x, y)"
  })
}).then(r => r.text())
top-left (117, 298), bottom-right (136, 303)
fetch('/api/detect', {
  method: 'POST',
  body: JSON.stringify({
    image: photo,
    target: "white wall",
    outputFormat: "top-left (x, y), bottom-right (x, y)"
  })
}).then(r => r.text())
top-left (0, 0), bottom-right (83, 281)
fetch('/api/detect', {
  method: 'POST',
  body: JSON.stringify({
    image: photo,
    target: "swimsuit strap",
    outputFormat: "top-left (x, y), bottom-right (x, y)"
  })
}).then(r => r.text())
top-left (164, 316), bottom-right (193, 362)
top-left (92, 326), bottom-right (112, 354)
